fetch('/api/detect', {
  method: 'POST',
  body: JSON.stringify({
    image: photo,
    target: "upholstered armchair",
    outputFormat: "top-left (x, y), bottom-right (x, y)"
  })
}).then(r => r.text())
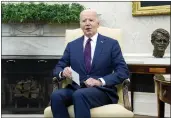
top-left (44, 27), bottom-right (134, 118)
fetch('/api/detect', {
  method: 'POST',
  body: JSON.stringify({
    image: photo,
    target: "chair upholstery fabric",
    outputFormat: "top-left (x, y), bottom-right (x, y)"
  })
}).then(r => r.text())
top-left (65, 27), bottom-right (122, 49)
top-left (44, 27), bottom-right (134, 118)
top-left (44, 104), bottom-right (134, 118)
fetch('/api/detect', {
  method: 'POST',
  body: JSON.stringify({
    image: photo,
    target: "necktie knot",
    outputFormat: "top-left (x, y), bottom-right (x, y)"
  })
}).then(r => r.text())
top-left (87, 38), bottom-right (92, 43)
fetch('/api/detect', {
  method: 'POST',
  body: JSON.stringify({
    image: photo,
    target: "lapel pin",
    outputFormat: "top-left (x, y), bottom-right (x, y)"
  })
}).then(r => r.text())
top-left (101, 41), bottom-right (103, 43)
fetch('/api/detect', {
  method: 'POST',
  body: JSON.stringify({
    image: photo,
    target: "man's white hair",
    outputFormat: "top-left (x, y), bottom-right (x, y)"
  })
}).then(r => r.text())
top-left (80, 9), bottom-right (99, 21)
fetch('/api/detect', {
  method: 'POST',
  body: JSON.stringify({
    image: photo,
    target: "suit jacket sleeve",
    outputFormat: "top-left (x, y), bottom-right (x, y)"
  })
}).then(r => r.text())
top-left (53, 43), bottom-right (70, 79)
top-left (103, 40), bottom-right (129, 86)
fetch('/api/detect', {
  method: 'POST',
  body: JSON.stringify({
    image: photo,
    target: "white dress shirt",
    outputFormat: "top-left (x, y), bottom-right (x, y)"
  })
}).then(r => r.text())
top-left (83, 33), bottom-right (98, 64)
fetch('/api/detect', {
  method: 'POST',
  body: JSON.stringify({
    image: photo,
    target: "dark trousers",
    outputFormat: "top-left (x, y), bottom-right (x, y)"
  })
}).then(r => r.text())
top-left (50, 85), bottom-right (113, 118)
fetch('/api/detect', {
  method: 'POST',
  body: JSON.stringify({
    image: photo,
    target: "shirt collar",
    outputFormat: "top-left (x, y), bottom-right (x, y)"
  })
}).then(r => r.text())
top-left (84, 33), bottom-right (98, 43)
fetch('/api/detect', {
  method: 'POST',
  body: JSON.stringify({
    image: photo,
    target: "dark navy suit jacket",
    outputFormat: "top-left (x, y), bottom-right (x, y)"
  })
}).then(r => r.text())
top-left (53, 33), bottom-right (130, 103)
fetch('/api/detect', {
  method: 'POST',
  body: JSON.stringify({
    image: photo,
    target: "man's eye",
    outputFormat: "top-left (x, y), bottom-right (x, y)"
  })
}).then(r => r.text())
top-left (156, 39), bottom-right (161, 43)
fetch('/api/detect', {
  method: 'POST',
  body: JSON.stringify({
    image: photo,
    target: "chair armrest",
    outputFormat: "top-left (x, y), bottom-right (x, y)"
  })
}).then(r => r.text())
top-left (52, 77), bottom-right (72, 90)
top-left (52, 77), bottom-right (61, 91)
top-left (122, 79), bottom-right (132, 111)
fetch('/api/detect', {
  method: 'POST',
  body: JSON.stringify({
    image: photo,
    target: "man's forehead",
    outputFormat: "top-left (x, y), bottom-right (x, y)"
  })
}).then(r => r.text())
top-left (81, 9), bottom-right (97, 14)
top-left (81, 12), bottom-right (96, 17)
top-left (80, 9), bottom-right (97, 17)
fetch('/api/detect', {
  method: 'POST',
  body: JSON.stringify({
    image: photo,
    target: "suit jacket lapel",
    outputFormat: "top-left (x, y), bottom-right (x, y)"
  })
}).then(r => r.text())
top-left (77, 36), bottom-right (87, 72)
top-left (91, 34), bottom-right (105, 71)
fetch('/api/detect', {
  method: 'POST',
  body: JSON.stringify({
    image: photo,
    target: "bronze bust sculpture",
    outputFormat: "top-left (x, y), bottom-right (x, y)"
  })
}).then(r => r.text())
top-left (151, 28), bottom-right (170, 58)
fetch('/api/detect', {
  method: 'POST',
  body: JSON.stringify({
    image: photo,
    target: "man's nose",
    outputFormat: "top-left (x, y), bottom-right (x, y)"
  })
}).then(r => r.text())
top-left (85, 20), bottom-right (90, 25)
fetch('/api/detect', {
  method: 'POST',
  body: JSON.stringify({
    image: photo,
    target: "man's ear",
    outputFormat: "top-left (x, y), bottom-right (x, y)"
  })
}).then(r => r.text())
top-left (151, 39), bottom-right (154, 45)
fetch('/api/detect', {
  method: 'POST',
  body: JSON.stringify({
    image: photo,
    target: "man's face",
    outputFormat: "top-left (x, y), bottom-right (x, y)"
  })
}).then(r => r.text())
top-left (80, 11), bottom-right (99, 37)
top-left (153, 32), bottom-right (169, 51)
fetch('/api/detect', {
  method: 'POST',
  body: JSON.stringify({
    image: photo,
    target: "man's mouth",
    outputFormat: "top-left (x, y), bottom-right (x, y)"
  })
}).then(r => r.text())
top-left (85, 28), bottom-right (91, 31)
top-left (158, 45), bottom-right (165, 50)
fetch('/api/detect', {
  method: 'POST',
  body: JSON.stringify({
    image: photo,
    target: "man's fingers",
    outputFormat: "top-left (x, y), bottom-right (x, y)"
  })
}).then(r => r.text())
top-left (66, 67), bottom-right (71, 74)
top-left (84, 82), bottom-right (92, 87)
top-left (84, 78), bottom-right (95, 87)
top-left (63, 71), bottom-right (70, 77)
top-left (64, 68), bottom-right (70, 74)
top-left (63, 72), bottom-right (71, 78)
top-left (63, 67), bottom-right (72, 78)
top-left (84, 81), bottom-right (90, 87)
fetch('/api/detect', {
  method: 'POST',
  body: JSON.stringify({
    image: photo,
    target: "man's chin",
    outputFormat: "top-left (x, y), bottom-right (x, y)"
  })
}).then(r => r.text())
top-left (85, 33), bottom-right (92, 37)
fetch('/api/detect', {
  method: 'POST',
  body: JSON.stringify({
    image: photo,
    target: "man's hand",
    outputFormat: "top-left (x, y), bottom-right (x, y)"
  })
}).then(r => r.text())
top-left (62, 67), bottom-right (72, 79)
top-left (84, 78), bottom-right (102, 87)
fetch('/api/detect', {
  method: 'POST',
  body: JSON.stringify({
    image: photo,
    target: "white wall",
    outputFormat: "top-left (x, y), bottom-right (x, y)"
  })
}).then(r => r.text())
top-left (2, 2), bottom-right (170, 55)
top-left (75, 2), bottom-right (170, 54)
top-left (46, 1), bottom-right (171, 54)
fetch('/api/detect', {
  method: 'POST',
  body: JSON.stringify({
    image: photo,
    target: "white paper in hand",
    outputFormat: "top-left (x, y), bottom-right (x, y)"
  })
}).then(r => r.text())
top-left (70, 67), bottom-right (80, 86)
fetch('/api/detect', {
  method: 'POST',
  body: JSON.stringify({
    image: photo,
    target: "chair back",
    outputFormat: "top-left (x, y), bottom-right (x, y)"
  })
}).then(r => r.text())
top-left (65, 26), bottom-right (122, 48)
top-left (64, 26), bottom-right (124, 105)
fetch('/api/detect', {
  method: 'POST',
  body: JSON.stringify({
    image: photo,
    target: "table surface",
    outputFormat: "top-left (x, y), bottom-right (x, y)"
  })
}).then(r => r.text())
top-left (124, 55), bottom-right (170, 65)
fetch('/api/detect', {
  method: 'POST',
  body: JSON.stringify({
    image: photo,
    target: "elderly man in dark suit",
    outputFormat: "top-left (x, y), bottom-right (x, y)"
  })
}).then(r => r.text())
top-left (51, 9), bottom-right (129, 118)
